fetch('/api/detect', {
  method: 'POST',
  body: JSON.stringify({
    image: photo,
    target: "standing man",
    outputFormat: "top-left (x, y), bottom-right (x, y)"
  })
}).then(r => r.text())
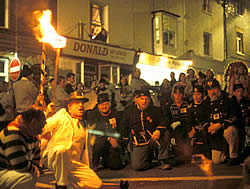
top-left (54, 76), bottom-right (69, 112)
top-left (0, 105), bottom-right (46, 189)
top-left (205, 79), bottom-right (239, 165)
top-left (13, 64), bottom-right (39, 114)
top-left (120, 90), bottom-right (171, 171)
top-left (41, 92), bottom-right (102, 189)
top-left (85, 93), bottom-right (122, 171)
top-left (130, 68), bottom-right (150, 91)
top-left (64, 72), bottom-right (75, 95)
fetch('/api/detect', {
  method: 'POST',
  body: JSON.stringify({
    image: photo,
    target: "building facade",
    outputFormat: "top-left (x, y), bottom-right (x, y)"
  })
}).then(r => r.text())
top-left (0, 0), bottom-right (249, 87)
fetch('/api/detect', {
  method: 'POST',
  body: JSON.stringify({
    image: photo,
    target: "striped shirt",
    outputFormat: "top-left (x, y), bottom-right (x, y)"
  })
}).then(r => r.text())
top-left (0, 116), bottom-right (40, 173)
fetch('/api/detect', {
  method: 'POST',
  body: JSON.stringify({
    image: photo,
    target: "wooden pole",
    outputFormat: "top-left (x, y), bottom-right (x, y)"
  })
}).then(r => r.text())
top-left (36, 43), bottom-right (47, 110)
top-left (52, 48), bottom-right (60, 102)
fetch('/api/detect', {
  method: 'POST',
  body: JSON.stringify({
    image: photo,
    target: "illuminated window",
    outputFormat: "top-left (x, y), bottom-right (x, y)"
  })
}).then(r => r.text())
top-left (155, 15), bottom-right (160, 44)
top-left (236, 31), bottom-right (244, 54)
top-left (203, 32), bottom-right (211, 56)
top-left (163, 14), bottom-right (177, 47)
top-left (90, 4), bottom-right (107, 42)
top-left (202, 0), bottom-right (210, 13)
top-left (0, 0), bottom-right (8, 28)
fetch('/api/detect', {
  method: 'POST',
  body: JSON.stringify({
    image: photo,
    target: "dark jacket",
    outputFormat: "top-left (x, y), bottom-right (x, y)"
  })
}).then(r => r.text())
top-left (120, 104), bottom-right (168, 145)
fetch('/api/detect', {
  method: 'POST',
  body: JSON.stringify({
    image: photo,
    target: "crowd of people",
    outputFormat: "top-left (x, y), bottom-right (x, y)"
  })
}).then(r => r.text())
top-left (0, 64), bottom-right (249, 189)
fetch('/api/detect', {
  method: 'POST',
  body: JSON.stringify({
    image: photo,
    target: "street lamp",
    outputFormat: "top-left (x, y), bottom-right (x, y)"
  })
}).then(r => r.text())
top-left (216, 0), bottom-right (229, 61)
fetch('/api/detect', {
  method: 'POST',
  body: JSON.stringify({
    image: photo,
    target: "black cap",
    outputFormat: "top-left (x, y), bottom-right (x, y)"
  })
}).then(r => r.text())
top-left (22, 65), bottom-right (33, 77)
top-left (65, 91), bottom-right (89, 104)
top-left (233, 83), bottom-right (244, 92)
top-left (136, 90), bottom-right (151, 98)
top-left (193, 85), bottom-right (204, 94)
top-left (97, 93), bottom-right (110, 104)
top-left (173, 85), bottom-right (185, 94)
top-left (206, 79), bottom-right (220, 90)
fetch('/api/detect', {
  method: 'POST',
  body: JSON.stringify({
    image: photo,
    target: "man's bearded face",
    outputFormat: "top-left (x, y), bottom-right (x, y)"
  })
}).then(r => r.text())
top-left (98, 101), bottom-right (111, 114)
top-left (207, 87), bottom-right (221, 101)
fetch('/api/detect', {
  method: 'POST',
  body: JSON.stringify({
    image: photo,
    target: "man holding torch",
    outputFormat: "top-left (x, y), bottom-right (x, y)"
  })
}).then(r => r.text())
top-left (41, 92), bottom-right (102, 189)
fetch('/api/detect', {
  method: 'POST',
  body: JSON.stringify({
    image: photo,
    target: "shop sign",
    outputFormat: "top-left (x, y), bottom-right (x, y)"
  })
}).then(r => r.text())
top-left (62, 38), bottom-right (136, 65)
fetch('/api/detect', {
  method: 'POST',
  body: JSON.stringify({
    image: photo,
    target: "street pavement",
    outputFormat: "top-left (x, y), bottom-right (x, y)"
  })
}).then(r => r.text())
top-left (35, 161), bottom-right (246, 189)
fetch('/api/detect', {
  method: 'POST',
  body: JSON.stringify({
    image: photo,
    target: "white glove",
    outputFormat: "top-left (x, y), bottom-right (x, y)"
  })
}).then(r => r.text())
top-left (171, 121), bottom-right (181, 130)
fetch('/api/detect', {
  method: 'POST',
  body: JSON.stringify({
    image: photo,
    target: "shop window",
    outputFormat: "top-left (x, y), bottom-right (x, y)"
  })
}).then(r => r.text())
top-left (90, 4), bottom-right (108, 42)
top-left (203, 32), bottom-right (211, 56)
top-left (236, 31), bottom-right (244, 55)
top-left (163, 14), bottom-right (176, 47)
top-left (0, 0), bottom-right (9, 28)
top-left (202, 0), bottom-right (210, 13)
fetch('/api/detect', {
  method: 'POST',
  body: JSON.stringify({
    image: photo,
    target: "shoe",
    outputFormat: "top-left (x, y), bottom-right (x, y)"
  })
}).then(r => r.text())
top-left (55, 184), bottom-right (67, 189)
top-left (227, 157), bottom-right (240, 166)
top-left (159, 161), bottom-right (172, 170)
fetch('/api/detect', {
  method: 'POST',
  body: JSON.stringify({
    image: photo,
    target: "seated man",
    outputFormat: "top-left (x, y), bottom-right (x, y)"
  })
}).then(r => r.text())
top-left (41, 92), bottom-right (102, 189)
top-left (0, 105), bottom-right (46, 189)
top-left (85, 93), bottom-right (123, 171)
top-left (120, 90), bottom-right (171, 171)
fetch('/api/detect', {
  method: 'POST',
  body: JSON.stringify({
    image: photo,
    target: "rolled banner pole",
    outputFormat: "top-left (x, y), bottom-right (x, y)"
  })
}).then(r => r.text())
top-left (52, 48), bottom-right (60, 102)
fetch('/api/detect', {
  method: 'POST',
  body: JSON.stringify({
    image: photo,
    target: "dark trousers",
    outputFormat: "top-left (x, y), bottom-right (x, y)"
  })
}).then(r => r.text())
top-left (172, 126), bottom-right (192, 161)
top-left (92, 137), bottom-right (122, 170)
top-left (128, 129), bottom-right (170, 171)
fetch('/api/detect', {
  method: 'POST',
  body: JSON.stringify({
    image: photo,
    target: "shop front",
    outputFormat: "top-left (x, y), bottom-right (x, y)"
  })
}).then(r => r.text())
top-left (61, 38), bottom-right (137, 87)
top-left (136, 52), bottom-right (192, 85)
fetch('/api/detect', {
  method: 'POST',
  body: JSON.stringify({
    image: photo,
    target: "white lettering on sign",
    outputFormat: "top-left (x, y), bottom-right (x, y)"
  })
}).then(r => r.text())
top-left (10, 66), bottom-right (20, 73)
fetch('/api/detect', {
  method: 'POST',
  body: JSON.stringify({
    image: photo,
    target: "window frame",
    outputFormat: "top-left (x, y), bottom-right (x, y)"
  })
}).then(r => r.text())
top-left (90, 4), bottom-right (104, 40)
top-left (202, 0), bottom-right (211, 13)
top-left (0, 0), bottom-right (9, 29)
top-left (162, 13), bottom-right (177, 48)
top-left (0, 58), bottom-right (9, 82)
top-left (203, 32), bottom-right (212, 56)
top-left (235, 1), bottom-right (244, 16)
top-left (236, 30), bottom-right (244, 55)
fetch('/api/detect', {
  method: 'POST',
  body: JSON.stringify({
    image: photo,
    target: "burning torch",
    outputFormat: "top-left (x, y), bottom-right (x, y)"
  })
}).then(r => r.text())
top-left (32, 9), bottom-right (67, 108)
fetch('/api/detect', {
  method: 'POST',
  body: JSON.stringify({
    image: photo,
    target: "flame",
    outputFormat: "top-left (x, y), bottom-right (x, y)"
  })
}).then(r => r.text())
top-left (33, 9), bottom-right (66, 48)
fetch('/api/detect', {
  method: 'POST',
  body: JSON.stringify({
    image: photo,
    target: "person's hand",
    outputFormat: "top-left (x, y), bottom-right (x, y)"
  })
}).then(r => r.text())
top-left (45, 102), bottom-right (55, 118)
top-left (188, 127), bottom-right (196, 138)
top-left (109, 137), bottom-right (119, 148)
top-left (152, 130), bottom-right (160, 140)
top-left (208, 122), bottom-right (222, 134)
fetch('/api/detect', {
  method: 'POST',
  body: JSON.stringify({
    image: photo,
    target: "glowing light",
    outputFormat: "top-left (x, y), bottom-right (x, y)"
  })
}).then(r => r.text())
top-left (33, 9), bottom-right (67, 48)
top-left (159, 56), bottom-right (168, 67)
top-left (192, 154), bottom-right (213, 176)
